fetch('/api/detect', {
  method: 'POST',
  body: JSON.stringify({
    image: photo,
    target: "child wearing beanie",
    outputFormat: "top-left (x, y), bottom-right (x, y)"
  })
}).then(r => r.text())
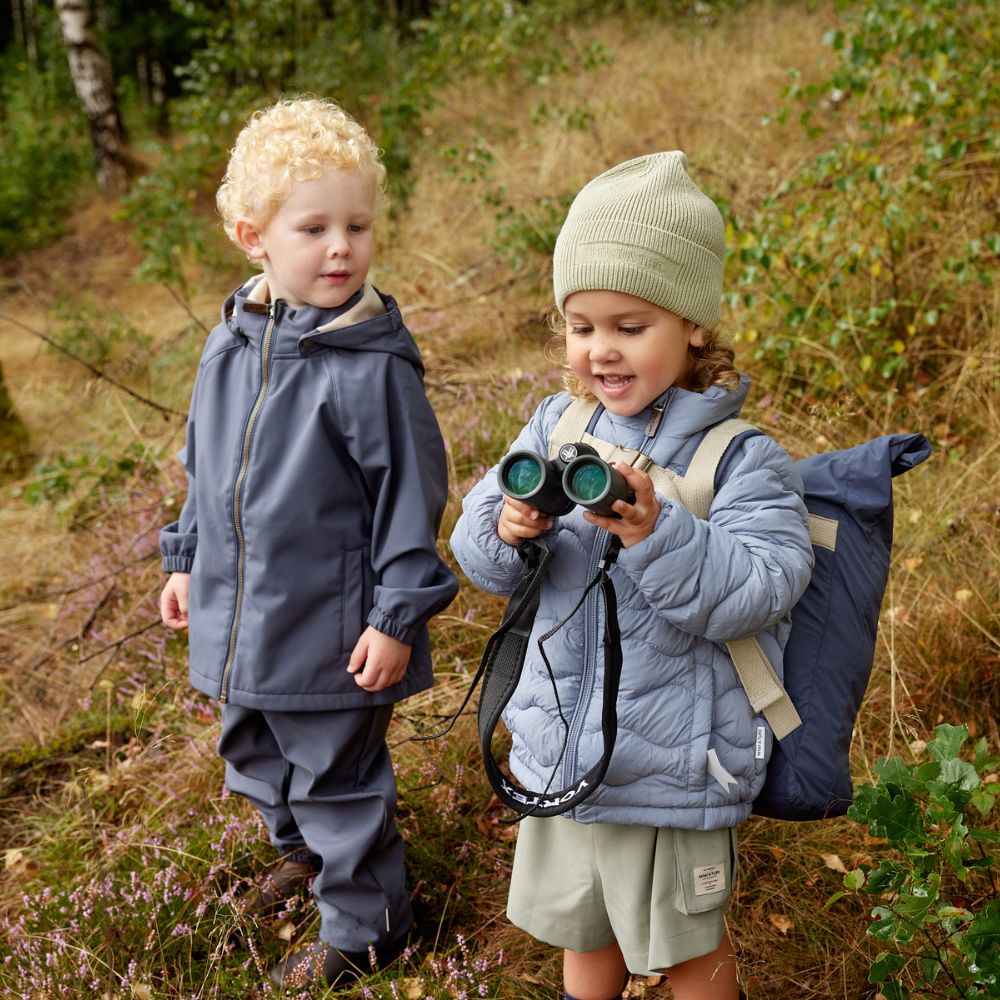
top-left (450, 153), bottom-right (813, 1000)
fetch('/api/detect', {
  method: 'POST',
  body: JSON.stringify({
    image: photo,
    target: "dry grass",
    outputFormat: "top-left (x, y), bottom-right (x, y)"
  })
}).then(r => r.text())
top-left (0, 1), bottom-right (997, 997)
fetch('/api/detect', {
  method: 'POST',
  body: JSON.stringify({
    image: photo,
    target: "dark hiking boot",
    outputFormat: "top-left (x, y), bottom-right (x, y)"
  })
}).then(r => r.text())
top-left (269, 934), bottom-right (407, 989)
top-left (241, 847), bottom-right (322, 919)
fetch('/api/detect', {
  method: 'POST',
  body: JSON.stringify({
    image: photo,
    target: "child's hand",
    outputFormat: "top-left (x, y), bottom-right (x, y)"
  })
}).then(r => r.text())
top-left (348, 626), bottom-right (412, 692)
top-left (498, 497), bottom-right (554, 546)
top-left (160, 572), bottom-right (191, 629)
top-left (583, 463), bottom-right (659, 547)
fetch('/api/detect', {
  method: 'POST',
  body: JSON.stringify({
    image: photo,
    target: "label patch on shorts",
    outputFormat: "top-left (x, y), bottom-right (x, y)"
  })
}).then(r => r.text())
top-left (692, 863), bottom-right (726, 896)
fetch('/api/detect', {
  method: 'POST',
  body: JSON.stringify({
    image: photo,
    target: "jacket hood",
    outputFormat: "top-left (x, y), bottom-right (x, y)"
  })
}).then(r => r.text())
top-left (221, 276), bottom-right (424, 373)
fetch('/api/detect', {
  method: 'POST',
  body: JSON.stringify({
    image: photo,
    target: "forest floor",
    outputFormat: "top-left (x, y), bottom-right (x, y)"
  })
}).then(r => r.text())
top-left (1, 2), bottom-right (997, 997)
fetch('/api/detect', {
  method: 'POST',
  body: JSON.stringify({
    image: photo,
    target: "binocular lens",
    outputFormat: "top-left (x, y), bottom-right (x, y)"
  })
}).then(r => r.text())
top-left (567, 460), bottom-right (610, 503)
top-left (503, 456), bottom-right (544, 497)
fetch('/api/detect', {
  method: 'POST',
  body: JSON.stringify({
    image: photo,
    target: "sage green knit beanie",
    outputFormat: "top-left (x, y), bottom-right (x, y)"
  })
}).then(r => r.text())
top-left (553, 151), bottom-right (725, 331)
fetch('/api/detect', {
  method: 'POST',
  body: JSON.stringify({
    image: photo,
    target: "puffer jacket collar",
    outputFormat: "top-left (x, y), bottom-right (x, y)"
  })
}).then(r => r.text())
top-left (594, 376), bottom-right (750, 464)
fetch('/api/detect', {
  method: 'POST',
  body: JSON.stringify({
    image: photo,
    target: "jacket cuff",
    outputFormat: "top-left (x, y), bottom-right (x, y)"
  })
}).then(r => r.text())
top-left (367, 607), bottom-right (418, 646)
top-left (455, 497), bottom-right (527, 584)
top-left (160, 522), bottom-right (197, 574)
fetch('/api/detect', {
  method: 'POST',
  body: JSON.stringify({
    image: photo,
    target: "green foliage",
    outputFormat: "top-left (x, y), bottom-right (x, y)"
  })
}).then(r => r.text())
top-left (12, 440), bottom-right (164, 525)
top-left (0, 51), bottom-right (91, 255)
top-left (731, 0), bottom-right (999, 396)
top-left (119, 135), bottom-right (232, 286)
top-left (843, 724), bottom-right (1000, 998)
top-left (47, 298), bottom-right (154, 371)
top-left (120, 0), bottom-right (698, 283)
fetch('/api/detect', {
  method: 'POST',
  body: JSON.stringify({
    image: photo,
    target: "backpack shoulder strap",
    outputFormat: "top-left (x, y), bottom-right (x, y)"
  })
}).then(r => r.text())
top-left (676, 418), bottom-right (803, 740)
top-left (549, 397), bottom-right (683, 500)
top-left (548, 398), bottom-right (599, 458)
top-left (675, 418), bottom-right (757, 519)
top-left (727, 638), bottom-right (802, 739)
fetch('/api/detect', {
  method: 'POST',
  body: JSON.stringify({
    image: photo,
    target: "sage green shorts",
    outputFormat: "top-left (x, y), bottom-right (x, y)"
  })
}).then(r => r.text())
top-left (507, 816), bottom-right (737, 974)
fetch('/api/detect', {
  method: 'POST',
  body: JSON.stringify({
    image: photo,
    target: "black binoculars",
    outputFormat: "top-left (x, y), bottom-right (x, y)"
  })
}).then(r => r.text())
top-left (498, 442), bottom-right (633, 518)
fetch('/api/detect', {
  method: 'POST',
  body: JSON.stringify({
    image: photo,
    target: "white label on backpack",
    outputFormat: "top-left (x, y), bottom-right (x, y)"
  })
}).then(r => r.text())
top-left (755, 726), bottom-right (767, 760)
top-left (693, 864), bottom-right (725, 896)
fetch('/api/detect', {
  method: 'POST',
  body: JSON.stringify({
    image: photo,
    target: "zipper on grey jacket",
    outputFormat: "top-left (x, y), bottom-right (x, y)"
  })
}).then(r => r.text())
top-left (219, 302), bottom-right (277, 703)
top-left (561, 389), bottom-right (675, 811)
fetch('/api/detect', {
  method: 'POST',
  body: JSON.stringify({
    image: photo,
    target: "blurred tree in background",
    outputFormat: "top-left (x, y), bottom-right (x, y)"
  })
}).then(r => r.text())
top-left (0, 0), bottom-right (674, 255)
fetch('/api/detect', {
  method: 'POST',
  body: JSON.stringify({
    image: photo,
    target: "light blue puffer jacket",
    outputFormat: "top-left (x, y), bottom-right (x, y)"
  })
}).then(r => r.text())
top-left (449, 377), bottom-right (813, 830)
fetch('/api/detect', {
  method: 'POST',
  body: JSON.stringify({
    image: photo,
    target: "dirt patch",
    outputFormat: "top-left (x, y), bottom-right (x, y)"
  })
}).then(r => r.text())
top-left (1, 195), bottom-right (140, 303)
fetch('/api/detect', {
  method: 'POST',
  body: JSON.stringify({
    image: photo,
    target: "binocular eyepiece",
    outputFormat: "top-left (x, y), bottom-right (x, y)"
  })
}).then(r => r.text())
top-left (498, 442), bottom-right (633, 518)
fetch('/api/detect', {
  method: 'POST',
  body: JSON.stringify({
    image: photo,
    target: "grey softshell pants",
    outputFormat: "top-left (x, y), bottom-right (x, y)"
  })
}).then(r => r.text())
top-left (218, 703), bottom-right (412, 950)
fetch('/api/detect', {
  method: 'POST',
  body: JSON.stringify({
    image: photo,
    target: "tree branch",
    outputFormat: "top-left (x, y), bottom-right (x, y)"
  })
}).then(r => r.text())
top-left (0, 313), bottom-right (186, 420)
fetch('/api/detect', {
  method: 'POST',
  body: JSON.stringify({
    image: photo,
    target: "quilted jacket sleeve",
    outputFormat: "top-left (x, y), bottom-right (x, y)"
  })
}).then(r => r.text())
top-left (449, 393), bottom-right (569, 595)
top-left (616, 433), bottom-right (814, 641)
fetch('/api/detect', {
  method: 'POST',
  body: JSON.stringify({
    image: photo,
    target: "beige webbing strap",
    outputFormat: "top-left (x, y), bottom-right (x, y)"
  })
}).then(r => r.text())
top-left (725, 638), bottom-right (802, 739)
top-left (675, 418), bottom-right (757, 519)
top-left (679, 418), bottom-right (803, 739)
top-left (549, 400), bottom-right (683, 501)
top-left (548, 399), bottom-right (598, 459)
top-left (808, 513), bottom-right (838, 551)
top-left (577, 433), bottom-right (682, 502)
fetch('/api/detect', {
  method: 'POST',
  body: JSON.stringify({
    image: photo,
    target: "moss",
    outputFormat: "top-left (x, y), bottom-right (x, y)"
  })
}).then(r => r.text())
top-left (0, 709), bottom-right (141, 799)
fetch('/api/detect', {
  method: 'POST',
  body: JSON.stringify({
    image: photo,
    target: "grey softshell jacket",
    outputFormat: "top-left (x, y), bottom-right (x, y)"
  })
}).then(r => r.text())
top-left (160, 278), bottom-right (458, 710)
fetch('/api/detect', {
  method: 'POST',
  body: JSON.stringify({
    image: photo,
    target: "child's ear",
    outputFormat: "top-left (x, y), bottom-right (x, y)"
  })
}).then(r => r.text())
top-left (234, 219), bottom-right (267, 260)
top-left (687, 322), bottom-right (707, 349)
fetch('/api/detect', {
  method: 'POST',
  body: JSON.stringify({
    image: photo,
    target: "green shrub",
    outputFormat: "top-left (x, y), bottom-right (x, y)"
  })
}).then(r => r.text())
top-left (0, 54), bottom-right (91, 255)
top-left (119, 134), bottom-right (232, 287)
top-left (842, 724), bottom-right (1000, 998)
top-left (730, 0), bottom-right (999, 397)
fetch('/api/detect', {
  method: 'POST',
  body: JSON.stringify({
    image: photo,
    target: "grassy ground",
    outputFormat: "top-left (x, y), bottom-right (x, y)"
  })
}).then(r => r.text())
top-left (0, 1), bottom-right (997, 997)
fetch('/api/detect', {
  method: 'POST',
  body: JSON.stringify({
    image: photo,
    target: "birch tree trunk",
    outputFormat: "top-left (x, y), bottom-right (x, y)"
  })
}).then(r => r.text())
top-left (54, 0), bottom-right (129, 197)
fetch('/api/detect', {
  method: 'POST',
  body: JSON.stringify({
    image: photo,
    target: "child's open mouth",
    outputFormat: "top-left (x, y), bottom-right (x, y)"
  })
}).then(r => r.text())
top-left (597, 374), bottom-right (635, 396)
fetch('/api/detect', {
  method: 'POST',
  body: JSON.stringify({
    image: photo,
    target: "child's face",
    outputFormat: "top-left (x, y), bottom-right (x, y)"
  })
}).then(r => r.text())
top-left (236, 168), bottom-right (375, 310)
top-left (564, 290), bottom-right (706, 416)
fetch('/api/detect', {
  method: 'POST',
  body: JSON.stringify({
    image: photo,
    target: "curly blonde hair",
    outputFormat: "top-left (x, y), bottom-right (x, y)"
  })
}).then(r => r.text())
top-left (547, 309), bottom-right (742, 399)
top-left (216, 97), bottom-right (389, 247)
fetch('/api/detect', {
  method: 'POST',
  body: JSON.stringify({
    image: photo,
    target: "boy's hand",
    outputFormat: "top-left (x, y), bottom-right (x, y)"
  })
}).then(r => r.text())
top-left (348, 627), bottom-right (412, 692)
top-left (160, 572), bottom-right (191, 629)
top-left (498, 497), bottom-right (553, 546)
top-left (583, 463), bottom-right (659, 547)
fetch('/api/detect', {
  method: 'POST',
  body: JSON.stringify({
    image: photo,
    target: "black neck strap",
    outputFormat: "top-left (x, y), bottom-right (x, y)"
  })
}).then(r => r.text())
top-left (407, 536), bottom-right (624, 820)
top-left (476, 535), bottom-right (623, 818)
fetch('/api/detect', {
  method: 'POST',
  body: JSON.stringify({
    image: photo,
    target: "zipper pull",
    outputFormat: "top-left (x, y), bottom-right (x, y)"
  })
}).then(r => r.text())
top-left (644, 399), bottom-right (666, 438)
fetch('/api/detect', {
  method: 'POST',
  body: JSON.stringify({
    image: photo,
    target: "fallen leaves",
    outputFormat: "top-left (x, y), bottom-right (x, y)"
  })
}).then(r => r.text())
top-left (821, 853), bottom-right (848, 873)
top-left (475, 793), bottom-right (519, 841)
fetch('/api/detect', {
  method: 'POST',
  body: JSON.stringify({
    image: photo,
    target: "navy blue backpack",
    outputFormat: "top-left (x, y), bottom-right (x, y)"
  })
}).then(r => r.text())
top-left (750, 432), bottom-right (932, 819)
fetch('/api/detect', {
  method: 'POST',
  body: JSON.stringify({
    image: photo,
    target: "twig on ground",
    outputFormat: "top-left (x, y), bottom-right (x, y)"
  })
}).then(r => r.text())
top-left (0, 312), bottom-right (186, 420)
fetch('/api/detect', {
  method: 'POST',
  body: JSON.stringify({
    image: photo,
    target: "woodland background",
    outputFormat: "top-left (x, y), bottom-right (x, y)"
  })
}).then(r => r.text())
top-left (0, 0), bottom-right (997, 997)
